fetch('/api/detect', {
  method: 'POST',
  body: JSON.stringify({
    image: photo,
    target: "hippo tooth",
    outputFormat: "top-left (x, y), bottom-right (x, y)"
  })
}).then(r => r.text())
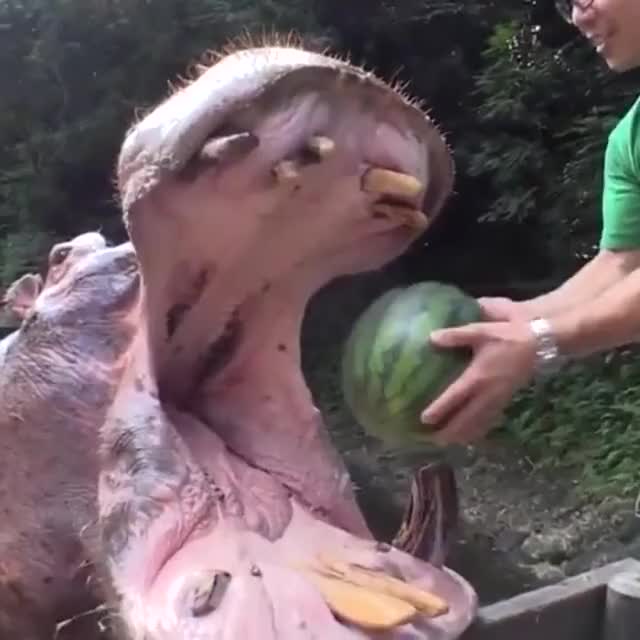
top-left (371, 202), bottom-right (429, 231)
top-left (305, 135), bottom-right (335, 160)
top-left (300, 567), bottom-right (418, 631)
top-left (315, 556), bottom-right (449, 617)
top-left (177, 132), bottom-right (260, 182)
top-left (272, 159), bottom-right (301, 183)
top-left (199, 132), bottom-right (259, 164)
top-left (361, 168), bottom-right (424, 202)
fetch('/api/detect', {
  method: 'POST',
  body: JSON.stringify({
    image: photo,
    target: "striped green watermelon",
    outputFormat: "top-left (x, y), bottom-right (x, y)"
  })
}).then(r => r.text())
top-left (341, 281), bottom-right (482, 446)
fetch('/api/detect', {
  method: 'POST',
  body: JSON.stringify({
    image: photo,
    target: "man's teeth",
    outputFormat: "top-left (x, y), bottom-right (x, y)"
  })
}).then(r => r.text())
top-left (586, 32), bottom-right (610, 52)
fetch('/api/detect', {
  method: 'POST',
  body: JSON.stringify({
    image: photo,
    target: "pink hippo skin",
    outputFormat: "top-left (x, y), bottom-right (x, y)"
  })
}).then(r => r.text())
top-left (97, 42), bottom-right (478, 639)
top-left (0, 233), bottom-right (140, 639)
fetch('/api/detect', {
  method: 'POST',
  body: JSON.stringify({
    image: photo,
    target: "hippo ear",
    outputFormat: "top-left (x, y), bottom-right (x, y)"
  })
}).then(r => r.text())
top-left (1, 273), bottom-right (44, 320)
top-left (391, 462), bottom-right (459, 568)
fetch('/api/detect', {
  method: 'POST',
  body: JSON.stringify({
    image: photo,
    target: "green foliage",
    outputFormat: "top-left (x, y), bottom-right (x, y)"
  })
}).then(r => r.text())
top-left (462, 8), bottom-right (640, 267)
top-left (497, 348), bottom-right (640, 499)
top-left (0, 0), bottom-right (326, 286)
top-left (0, 228), bottom-right (52, 284)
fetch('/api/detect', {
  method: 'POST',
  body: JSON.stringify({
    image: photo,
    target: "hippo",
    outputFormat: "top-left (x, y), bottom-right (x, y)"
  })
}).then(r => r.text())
top-left (97, 42), bottom-right (477, 639)
top-left (0, 232), bottom-right (140, 639)
top-left (0, 237), bottom-right (467, 640)
top-left (0, 42), bottom-right (477, 640)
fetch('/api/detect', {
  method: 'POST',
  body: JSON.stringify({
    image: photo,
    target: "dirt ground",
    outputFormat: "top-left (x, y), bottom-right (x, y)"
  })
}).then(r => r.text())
top-left (336, 431), bottom-right (640, 605)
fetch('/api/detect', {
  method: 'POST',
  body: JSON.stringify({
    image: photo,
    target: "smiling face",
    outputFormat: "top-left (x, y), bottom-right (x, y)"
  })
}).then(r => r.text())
top-left (570, 0), bottom-right (640, 72)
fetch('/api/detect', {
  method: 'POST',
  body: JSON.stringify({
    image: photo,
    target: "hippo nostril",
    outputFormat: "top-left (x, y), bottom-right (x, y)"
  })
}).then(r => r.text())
top-left (187, 569), bottom-right (232, 618)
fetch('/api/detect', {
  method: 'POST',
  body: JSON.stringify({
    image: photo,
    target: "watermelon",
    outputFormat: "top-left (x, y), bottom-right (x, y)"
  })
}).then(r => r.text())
top-left (341, 281), bottom-right (482, 446)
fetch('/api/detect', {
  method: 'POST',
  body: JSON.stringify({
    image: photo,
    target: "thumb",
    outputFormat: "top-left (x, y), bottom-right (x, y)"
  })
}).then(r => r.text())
top-left (429, 323), bottom-right (488, 348)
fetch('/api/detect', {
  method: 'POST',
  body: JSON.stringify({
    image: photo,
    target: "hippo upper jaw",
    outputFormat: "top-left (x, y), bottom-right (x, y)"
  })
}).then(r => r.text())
top-left (117, 46), bottom-right (454, 219)
top-left (98, 43), bottom-right (476, 639)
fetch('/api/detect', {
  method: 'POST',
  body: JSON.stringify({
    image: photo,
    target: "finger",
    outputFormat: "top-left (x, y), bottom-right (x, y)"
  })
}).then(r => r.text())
top-left (429, 323), bottom-right (488, 348)
top-left (430, 394), bottom-right (505, 446)
top-left (420, 370), bottom-right (477, 426)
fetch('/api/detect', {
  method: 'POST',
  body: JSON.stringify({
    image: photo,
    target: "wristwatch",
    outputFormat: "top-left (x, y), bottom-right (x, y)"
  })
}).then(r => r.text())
top-left (529, 317), bottom-right (566, 376)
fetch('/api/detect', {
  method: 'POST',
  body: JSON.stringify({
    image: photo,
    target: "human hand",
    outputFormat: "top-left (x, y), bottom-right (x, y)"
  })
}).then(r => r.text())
top-left (476, 296), bottom-right (532, 322)
top-left (420, 299), bottom-right (538, 445)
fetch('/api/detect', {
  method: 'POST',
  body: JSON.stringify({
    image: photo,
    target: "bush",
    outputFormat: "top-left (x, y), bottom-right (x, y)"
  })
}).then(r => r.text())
top-left (497, 347), bottom-right (640, 499)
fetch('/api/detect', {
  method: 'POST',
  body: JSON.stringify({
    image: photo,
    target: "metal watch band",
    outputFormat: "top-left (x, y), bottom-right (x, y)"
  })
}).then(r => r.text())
top-left (529, 317), bottom-right (565, 375)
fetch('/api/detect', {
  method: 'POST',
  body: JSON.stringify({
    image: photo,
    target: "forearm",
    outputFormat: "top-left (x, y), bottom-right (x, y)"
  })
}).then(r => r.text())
top-left (520, 250), bottom-right (640, 318)
top-left (549, 265), bottom-right (640, 358)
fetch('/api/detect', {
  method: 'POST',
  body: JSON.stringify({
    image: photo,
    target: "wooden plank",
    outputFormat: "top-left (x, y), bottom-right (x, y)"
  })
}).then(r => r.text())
top-left (602, 569), bottom-right (640, 640)
top-left (461, 558), bottom-right (640, 640)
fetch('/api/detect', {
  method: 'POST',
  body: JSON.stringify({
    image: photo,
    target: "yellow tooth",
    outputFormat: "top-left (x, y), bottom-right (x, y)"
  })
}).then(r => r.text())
top-left (307, 136), bottom-right (335, 159)
top-left (316, 556), bottom-right (449, 618)
top-left (272, 159), bottom-right (300, 183)
top-left (301, 568), bottom-right (418, 631)
top-left (372, 203), bottom-right (429, 231)
top-left (362, 168), bottom-right (423, 201)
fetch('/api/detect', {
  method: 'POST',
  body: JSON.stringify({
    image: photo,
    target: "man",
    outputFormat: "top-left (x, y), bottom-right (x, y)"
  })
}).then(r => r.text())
top-left (421, 0), bottom-right (640, 445)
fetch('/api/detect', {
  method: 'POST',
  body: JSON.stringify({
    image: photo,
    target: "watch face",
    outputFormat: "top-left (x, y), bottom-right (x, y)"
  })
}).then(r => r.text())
top-left (529, 317), bottom-right (563, 375)
top-left (536, 351), bottom-right (566, 376)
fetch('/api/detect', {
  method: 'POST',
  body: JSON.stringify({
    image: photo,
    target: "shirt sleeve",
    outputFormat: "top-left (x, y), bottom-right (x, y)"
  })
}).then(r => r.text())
top-left (600, 99), bottom-right (640, 250)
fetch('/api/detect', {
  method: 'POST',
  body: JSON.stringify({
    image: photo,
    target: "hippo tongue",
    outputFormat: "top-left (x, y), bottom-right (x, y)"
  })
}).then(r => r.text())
top-left (98, 43), bottom-right (476, 639)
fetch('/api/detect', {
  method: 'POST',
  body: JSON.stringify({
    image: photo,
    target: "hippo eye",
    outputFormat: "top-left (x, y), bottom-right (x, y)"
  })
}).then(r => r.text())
top-left (49, 246), bottom-right (71, 266)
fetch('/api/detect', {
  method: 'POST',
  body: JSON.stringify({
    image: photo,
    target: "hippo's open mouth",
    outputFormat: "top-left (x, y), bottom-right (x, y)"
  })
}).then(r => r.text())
top-left (98, 44), bottom-right (476, 639)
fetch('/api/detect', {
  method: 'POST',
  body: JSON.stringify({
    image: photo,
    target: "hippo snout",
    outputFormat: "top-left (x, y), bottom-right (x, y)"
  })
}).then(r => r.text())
top-left (88, 242), bottom-right (138, 276)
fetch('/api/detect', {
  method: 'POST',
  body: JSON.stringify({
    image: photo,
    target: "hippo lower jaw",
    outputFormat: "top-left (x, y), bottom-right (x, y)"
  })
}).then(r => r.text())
top-left (98, 44), bottom-right (476, 639)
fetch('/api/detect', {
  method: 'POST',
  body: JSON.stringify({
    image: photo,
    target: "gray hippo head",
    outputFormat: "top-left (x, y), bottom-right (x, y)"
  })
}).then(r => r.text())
top-left (0, 232), bottom-right (139, 639)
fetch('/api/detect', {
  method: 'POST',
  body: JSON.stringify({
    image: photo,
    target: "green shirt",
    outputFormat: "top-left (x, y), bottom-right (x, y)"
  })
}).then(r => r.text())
top-left (601, 96), bottom-right (640, 250)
